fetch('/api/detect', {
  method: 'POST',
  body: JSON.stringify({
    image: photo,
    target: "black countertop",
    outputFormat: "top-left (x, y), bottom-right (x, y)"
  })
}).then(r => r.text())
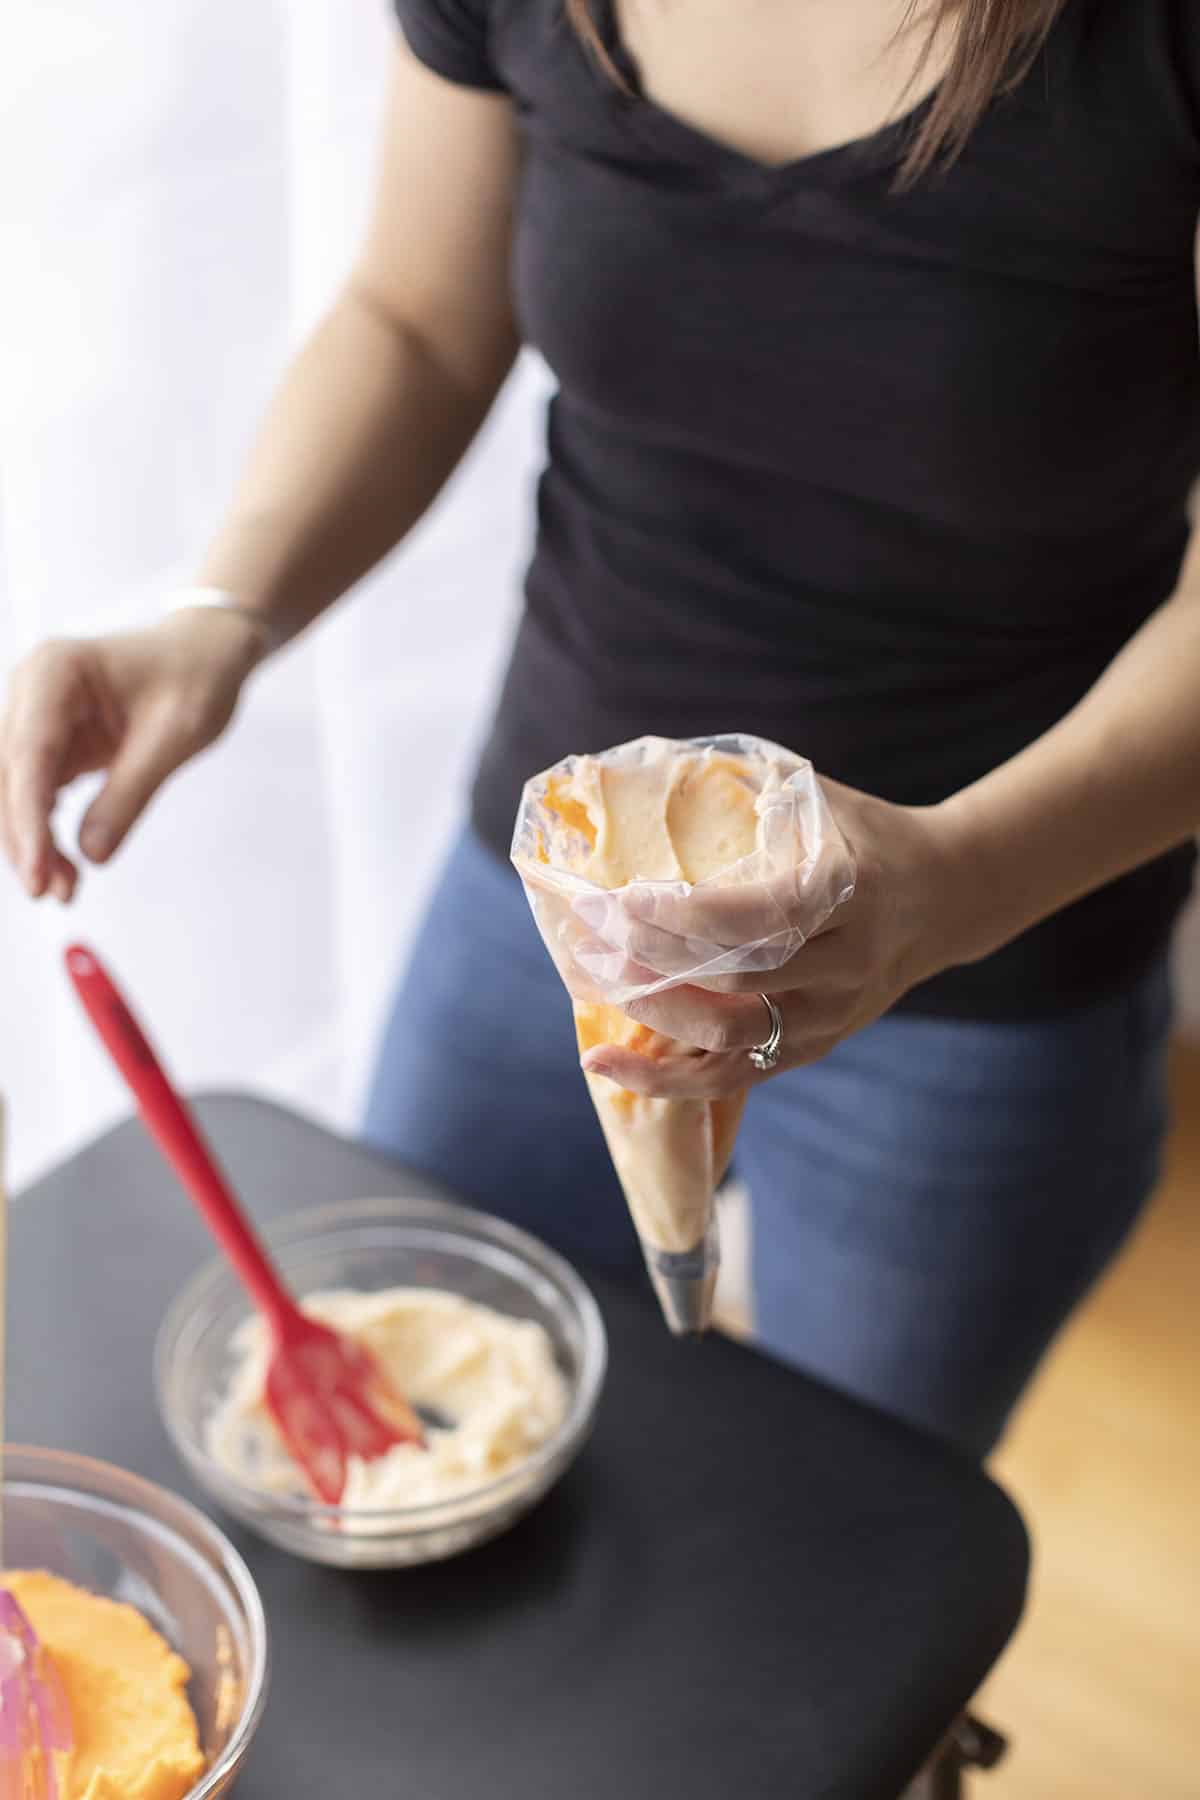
top-left (11, 1094), bottom-right (1027, 1799)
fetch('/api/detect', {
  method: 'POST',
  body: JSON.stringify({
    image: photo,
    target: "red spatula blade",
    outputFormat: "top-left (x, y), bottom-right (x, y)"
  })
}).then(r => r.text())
top-left (264, 1359), bottom-right (349, 1506)
top-left (266, 1315), bottom-right (426, 1504)
top-left (0, 1589), bottom-right (72, 1800)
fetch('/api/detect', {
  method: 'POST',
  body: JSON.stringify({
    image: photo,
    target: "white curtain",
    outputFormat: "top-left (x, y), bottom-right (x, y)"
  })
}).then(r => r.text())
top-left (4, 2), bottom-right (1199, 1191)
top-left (0, 0), bottom-right (550, 1188)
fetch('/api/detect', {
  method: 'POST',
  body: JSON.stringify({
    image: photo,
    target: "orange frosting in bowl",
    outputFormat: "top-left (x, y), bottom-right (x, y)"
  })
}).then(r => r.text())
top-left (1, 1571), bottom-right (205, 1800)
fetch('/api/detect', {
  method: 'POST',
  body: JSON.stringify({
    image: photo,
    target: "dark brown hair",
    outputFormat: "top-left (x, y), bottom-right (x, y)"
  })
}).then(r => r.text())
top-left (565, 0), bottom-right (1066, 185)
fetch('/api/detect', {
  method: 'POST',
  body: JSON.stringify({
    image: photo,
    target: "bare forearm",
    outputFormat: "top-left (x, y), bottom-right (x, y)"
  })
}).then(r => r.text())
top-left (196, 278), bottom-right (516, 642)
top-left (935, 563), bottom-right (1200, 966)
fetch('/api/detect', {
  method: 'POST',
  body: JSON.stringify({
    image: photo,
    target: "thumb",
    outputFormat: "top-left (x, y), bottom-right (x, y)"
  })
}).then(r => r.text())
top-left (78, 717), bottom-right (190, 863)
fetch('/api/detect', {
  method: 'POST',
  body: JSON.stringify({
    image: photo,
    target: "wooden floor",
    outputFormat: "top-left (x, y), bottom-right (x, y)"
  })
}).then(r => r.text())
top-left (978, 1046), bottom-right (1200, 1798)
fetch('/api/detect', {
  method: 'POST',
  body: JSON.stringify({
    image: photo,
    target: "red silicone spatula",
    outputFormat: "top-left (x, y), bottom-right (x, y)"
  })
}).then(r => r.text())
top-left (64, 944), bottom-right (425, 1503)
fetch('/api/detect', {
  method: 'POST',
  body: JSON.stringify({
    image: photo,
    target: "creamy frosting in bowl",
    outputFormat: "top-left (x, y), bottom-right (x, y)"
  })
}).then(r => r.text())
top-left (206, 1286), bottom-right (570, 1512)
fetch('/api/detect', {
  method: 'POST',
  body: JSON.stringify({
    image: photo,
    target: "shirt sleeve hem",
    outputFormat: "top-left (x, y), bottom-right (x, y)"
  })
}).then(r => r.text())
top-left (394, 15), bottom-right (506, 92)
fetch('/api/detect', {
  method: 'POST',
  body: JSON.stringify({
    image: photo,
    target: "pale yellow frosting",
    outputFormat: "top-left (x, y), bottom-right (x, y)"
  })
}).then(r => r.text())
top-left (548, 742), bottom-right (763, 1256)
top-left (207, 1287), bottom-right (569, 1514)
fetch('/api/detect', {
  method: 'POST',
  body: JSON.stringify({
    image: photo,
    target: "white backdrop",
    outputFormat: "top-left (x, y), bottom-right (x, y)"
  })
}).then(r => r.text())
top-left (0, 0), bottom-right (550, 1188)
top-left (3, 0), bottom-right (1198, 1191)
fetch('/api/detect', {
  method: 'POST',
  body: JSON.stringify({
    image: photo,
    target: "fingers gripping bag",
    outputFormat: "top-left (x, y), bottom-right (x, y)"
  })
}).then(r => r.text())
top-left (511, 735), bottom-right (855, 1335)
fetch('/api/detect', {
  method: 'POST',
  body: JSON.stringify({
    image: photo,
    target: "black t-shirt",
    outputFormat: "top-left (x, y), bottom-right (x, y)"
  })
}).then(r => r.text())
top-left (392, 0), bottom-right (1200, 1017)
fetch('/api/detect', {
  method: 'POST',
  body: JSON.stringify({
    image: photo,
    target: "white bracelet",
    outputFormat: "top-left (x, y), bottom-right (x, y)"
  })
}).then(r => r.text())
top-left (165, 587), bottom-right (283, 655)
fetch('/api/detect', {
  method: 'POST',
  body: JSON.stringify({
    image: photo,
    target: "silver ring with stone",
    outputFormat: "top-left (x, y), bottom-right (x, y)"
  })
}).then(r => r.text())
top-left (748, 994), bottom-right (784, 1071)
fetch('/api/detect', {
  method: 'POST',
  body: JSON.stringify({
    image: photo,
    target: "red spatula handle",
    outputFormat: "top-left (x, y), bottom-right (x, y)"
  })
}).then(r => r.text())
top-left (64, 944), bottom-right (295, 1333)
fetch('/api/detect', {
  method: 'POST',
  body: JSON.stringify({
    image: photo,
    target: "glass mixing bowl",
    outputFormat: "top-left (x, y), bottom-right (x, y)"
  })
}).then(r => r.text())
top-left (155, 1196), bottom-right (608, 1568)
top-left (2, 1445), bottom-right (268, 1797)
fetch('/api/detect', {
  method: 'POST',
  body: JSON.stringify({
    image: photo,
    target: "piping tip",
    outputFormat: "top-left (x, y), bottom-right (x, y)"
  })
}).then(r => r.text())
top-left (643, 1236), bottom-right (719, 1337)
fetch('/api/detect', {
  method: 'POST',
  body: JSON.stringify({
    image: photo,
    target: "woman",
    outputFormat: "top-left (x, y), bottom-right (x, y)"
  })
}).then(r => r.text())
top-left (3, 0), bottom-right (1199, 1456)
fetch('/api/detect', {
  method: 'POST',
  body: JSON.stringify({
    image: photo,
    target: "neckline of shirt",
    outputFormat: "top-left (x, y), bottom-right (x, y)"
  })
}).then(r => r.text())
top-left (588, 0), bottom-right (946, 191)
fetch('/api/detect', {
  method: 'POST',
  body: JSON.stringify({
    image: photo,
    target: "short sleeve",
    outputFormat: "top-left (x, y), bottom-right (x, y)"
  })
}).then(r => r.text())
top-left (392, 0), bottom-right (504, 91)
top-left (1165, 0), bottom-right (1200, 158)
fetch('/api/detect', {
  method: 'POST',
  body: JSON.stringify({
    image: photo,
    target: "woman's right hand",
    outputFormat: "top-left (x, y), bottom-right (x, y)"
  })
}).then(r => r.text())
top-left (0, 608), bottom-right (264, 902)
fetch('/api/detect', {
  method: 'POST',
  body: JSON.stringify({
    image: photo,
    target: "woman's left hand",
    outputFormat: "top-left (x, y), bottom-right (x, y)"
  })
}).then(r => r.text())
top-left (579, 780), bottom-right (966, 1098)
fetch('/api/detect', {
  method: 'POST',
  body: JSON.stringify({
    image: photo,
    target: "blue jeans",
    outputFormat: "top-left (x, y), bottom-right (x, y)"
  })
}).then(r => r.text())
top-left (364, 828), bottom-right (1172, 1457)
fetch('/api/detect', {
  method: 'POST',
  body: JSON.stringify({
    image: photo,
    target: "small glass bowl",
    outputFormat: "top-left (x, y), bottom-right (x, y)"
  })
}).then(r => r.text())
top-left (155, 1196), bottom-right (608, 1568)
top-left (2, 1445), bottom-right (268, 1798)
